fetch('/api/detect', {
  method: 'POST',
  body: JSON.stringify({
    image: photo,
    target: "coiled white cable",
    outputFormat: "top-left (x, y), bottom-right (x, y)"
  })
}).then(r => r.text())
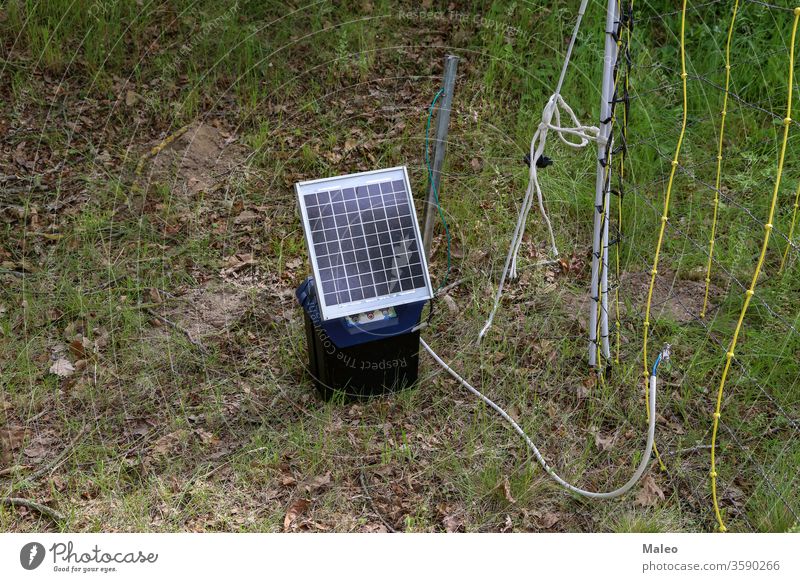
top-left (420, 338), bottom-right (668, 499)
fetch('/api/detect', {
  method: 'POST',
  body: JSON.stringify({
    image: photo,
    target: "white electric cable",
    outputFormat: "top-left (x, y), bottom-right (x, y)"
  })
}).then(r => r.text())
top-left (479, 0), bottom-right (599, 341)
top-left (421, 338), bottom-right (668, 499)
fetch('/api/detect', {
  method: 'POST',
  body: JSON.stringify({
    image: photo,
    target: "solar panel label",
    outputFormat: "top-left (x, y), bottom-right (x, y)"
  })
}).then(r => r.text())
top-left (296, 167), bottom-right (434, 321)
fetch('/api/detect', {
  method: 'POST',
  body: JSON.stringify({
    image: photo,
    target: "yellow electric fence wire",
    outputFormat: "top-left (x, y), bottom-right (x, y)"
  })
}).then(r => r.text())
top-left (701, 0), bottom-right (740, 318)
top-left (641, 0), bottom-right (691, 472)
top-left (710, 6), bottom-right (800, 534)
top-left (780, 179), bottom-right (800, 271)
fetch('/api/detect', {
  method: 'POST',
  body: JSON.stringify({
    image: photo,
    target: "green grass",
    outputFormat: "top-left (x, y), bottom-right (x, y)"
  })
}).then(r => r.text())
top-left (1, 0), bottom-right (799, 533)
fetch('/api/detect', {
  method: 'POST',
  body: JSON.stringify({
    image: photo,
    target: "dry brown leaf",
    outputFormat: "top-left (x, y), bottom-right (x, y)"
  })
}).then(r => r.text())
top-left (284, 498), bottom-right (310, 531)
top-left (0, 427), bottom-right (28, 466)
top-left (594, 431), bottom-right (615, 452)
top-left (49, 357), bottom-right (75, 377)
top-left (541, 511), bottom-right (560, 529)
top-left (152, 429), bottom-right (187, 456)
top-left (0, 427), bottom-right (28, 451)
top-left (149, 287), bottom-right (162, 304)
top-left (443, 294), bottom-right (458, 314)
top-left (69, 337), bottom-right (90, 359)
top-left (635, 474), bottom-right (665, 507)
top-left (22, 445), bottom-right (47, 460)
top-left (500, 475), bottom-right (516, 504)
top-left (194, 428), bottom-right (218, 446)
top-left (234, 209), bottom-right (258, 225)
top-left (125, 90), bottom-right (139, 106)
top-left (223, 253), bottom-right (255, 269)
top-left (302, 471), bottom-right (331, 493)
top-left (443, 513), bottom-right (463, 533)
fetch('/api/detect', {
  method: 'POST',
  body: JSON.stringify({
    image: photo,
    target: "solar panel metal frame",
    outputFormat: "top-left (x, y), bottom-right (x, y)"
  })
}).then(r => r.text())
top-left (296, 166), bottom-right (434, 322)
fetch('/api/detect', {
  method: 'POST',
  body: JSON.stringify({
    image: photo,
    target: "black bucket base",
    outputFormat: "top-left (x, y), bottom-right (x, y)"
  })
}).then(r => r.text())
top-left (302, 310), bottom-right (420, 401)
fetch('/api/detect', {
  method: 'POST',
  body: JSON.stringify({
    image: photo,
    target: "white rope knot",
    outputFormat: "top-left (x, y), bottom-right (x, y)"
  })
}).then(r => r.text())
top-left (509, 94), bottom-right (599, 279)
top-left (480, 93), bottom-right (598, 341)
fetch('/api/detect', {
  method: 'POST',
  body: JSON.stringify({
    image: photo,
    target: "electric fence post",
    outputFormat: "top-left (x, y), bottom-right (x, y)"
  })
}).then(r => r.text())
top-left (589, 0), bottom-right (620, 369)
top-left (422, 54), bottom-right (459, 261)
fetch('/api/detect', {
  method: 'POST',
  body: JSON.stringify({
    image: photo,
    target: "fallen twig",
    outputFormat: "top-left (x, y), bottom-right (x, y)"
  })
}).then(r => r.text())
top-left (435, 278), bottom-right (464, 297)
top-left (1, 497), bottom-right (65, 523)
top-left (359, 469), bottom-right (396, 533)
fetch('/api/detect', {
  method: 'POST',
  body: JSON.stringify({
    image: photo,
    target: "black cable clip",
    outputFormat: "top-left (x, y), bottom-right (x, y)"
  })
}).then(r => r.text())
top-left (523, 153), bottom-right (554, 169)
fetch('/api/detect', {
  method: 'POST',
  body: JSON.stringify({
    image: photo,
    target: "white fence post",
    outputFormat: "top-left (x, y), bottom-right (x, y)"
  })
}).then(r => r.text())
top-left (589, 0), bottom-right (619, 368)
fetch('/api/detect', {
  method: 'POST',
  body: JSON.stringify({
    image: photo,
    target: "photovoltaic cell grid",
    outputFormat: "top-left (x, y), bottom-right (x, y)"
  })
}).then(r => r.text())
top-left (297, 168), bottom-right (433, 320)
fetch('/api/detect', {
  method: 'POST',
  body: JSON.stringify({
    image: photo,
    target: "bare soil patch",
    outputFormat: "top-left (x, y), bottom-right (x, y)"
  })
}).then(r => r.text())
top-left (561, 268), bottom-right (723, 335)
top-left (620, 270), bottom-right (722, 323)
top-left (141, 120), bottom-right (249, 197)
top-left (161, 281), bottom-right (254, 340)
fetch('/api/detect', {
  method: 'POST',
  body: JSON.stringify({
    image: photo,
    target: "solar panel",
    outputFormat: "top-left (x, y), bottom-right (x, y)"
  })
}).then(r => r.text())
top-left (296, 167), bottom-right (433, 321)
